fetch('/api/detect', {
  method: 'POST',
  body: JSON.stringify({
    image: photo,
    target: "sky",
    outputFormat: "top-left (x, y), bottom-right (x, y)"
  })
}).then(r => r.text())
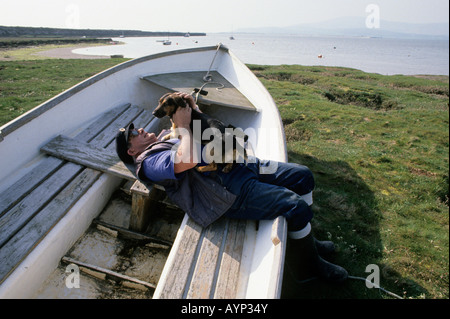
top-left (0, 0), bottom-right (449, 33)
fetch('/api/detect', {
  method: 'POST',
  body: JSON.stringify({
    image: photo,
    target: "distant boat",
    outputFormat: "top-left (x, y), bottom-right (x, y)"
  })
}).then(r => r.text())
top-left (229, 25), bottom-right (235, 40)
top-left (162, 32), bottom-right (171, 45)
top-left (184, 33), bottom-right (190, 37)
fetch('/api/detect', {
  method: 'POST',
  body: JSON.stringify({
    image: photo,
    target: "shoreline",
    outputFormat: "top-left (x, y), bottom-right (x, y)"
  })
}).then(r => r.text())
top-left (0, 43), bottom-right (114, 61)
top-left (35, 44), bottom-right (110, 59)
top-left (0, 44), bottom-right (448, 81)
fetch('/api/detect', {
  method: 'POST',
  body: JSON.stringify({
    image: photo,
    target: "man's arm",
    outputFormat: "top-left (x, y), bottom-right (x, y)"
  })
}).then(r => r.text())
top-left (172, 102), bottom-right (198, 174)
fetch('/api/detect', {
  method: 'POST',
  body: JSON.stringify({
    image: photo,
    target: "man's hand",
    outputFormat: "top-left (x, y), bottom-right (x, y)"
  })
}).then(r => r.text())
top-left (172, 102), bottom-right (192, 129)
top-left (175, 92), bottom-right (201, 113)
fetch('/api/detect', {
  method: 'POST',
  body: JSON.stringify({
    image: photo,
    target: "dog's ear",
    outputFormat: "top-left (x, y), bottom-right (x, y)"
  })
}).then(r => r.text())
top-left (159, 92), bottom-right (172, 105)
top-left (173, 95), bottom-right (187, 108)
top-left (166, 104), bottom-right (177, 117)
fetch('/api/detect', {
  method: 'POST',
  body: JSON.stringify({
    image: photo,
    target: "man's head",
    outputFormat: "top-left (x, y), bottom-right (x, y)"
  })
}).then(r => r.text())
top-left (116, 123), bottom-right (157, 164)
top-left (152, 92), bottom-right (188, 119)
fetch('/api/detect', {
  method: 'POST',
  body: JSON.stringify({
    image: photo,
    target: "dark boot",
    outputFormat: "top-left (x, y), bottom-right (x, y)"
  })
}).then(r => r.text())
top-left (314, 238), bottom-right (336, 260)
top-left (288, 233), bottom-right (348, 283)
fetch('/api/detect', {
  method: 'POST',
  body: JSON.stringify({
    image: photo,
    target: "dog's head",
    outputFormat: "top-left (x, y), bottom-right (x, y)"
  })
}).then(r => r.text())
top-left (153, 93), bottom-right (187, 119)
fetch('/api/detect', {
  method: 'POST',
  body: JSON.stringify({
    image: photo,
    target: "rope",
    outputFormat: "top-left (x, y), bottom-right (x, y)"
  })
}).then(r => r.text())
top-left (193, 81), bottom-right (225, 104)
top-left (203, 43), bottom-right (222, 82)
top-left (286, 263), bottom-right (404, 299)
top-left (193, 43), bottom-right (225, 103)
top-left (347, 275), bottom-right (404, 299)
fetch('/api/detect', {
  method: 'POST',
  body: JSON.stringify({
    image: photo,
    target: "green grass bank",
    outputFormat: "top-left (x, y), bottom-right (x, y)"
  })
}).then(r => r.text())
top-left (0, 59), bottom-right (448, 299)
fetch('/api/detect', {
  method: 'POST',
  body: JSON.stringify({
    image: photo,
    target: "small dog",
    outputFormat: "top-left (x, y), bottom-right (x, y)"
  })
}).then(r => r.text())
top-left (152, 92), bottom-right (247, 173)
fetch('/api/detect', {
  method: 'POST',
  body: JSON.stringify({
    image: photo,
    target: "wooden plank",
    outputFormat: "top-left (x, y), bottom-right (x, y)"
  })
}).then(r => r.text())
top-left (88, 105), bottom-right (142, 149)
top-left (130, 192), bottom-right (151, 232)
top-left (92, 219), bottom-right (172, 248)
top-left (40, 107), bottom-right (156, 184)
top-left (267, 217), bottom-right (287, 298)
top-left (186, 217), bottom-right (227, 299)
top-left (0, 104), bottom-right (156, 284)
top-left (157, 217), bottom-right (248, 299)
top-left (157, 218), bottom-right (203, 299)
top-left (0, 103), bottom-right (131, 217)
top-left (271, 216), bottom-right (284, 246)
top-left (129, 183), bottom-right (166, 232)
top-left (0, 163), bottom-right (83, 248)
top-left (0, 157), bottom-right (64, 217)
top-left (142, 71), bottom-right (256, 111)
top-left (40, 135), bottom-right (137, 181)
top-left (214, 219), bottom-right (247, 298)
top-left (40, 108), bottom-right (158, 232)
top-left (1, 103), bottom-right (140, 238)
top-left (0, 104), bottom-right (164, 286)
top-left (76, 103), bottom-right (131, 143)
top-left (130, 180), bottom-right (150, 196)
top-left (0, 168), bottom-right (101, 284)
top-left (62, 256), bottom-right (156, 290)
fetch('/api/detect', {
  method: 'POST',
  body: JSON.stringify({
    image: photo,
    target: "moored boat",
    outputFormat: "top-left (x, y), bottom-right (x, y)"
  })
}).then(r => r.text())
top-left (0, 44), bottom-right (287, 298)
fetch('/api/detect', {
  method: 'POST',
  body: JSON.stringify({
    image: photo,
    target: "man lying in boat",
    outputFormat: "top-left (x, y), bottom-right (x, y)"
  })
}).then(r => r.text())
top-left (115, 92), bottom-right (348, 284)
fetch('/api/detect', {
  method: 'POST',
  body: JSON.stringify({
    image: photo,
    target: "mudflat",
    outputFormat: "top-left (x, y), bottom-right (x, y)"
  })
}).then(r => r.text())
top-left (35, 44), bottom-right (109, 59)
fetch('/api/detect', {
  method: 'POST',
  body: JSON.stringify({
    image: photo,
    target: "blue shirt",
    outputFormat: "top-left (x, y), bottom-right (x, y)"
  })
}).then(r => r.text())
top-left (141, 138), bottom-right (211, 182)
top-left (141, 138), bottom-right (180, 182)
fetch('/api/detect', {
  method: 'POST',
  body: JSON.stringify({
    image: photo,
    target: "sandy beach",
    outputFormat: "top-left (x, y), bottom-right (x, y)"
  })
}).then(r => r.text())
top-left (35, 44), bottom-right (110, 59)
top-left (0, 44), bottom-right (110, 61)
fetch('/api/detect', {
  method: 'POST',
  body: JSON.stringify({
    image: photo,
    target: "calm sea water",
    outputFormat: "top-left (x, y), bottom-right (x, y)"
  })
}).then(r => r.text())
top-left (74, 33), bottom-right (449, 76)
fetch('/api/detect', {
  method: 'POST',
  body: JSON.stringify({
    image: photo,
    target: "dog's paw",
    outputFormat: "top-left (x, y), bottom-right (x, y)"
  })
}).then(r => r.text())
top-left (196, 163), bottom-right (218, 173)
top-left (222, 163), bottom-right (234, 173)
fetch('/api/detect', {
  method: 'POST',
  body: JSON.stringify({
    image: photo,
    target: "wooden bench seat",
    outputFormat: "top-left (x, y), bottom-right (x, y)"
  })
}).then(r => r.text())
top-left (40, 131), bottom-right (255, 299)
top-left (141, 71), bottom-right (257, 112)
top-left (40, 134), bottom-right (165, 232)
top-left (0, 103), bottom-right (155, 285)
top-left (153, 216), bottom-right (249, 299)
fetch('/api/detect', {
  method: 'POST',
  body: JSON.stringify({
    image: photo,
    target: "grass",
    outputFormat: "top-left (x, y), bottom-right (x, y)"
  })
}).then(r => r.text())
top-left (0, 58), bottom-right (448, 299)
top-left (249, 64), bottom-right (449, 299)
top-left (0, 59), bottom-right (128, 125)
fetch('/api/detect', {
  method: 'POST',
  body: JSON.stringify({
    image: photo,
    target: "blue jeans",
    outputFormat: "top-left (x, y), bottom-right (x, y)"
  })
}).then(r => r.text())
top-left (214, 158), bottom-right (315, 232)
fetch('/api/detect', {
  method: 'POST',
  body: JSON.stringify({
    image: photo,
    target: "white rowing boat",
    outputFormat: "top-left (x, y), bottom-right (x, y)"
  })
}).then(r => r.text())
top-left (0, 44), bottom-right (287, 299)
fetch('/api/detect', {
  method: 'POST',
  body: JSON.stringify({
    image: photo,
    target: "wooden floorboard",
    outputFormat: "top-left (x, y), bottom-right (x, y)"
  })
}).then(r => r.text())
top-left (186, 217), bottom-right (227, 299)
top-left (0, 168), bottom-right (101, 283)
top-left (0, 104), bottom-right (155, 284)
top-left (155, 217), bottom-right (247, 299)
top-left (0, 103), bottom-right (132, 219)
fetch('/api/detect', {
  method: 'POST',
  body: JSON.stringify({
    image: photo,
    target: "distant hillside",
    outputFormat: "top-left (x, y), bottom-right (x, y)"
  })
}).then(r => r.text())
top-left (237, 17), bottom-right (449, 39)
top-left (0, 26), bottom-right (205, 38)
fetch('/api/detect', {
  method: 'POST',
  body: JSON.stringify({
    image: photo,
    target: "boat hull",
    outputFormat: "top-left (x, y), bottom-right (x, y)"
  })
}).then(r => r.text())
top-left (0, 45), bottom-right (287, 298)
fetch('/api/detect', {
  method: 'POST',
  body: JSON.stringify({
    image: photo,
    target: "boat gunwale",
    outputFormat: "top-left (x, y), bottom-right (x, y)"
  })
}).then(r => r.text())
top-left (0, 45), bottom-right (228, 140)
top-left (0, 45), bottom-right (289, 298)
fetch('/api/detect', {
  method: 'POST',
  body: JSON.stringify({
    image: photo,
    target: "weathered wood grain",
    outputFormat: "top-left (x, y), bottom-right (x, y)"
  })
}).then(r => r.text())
top-left (0, 104), bottom-right (157, 284)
